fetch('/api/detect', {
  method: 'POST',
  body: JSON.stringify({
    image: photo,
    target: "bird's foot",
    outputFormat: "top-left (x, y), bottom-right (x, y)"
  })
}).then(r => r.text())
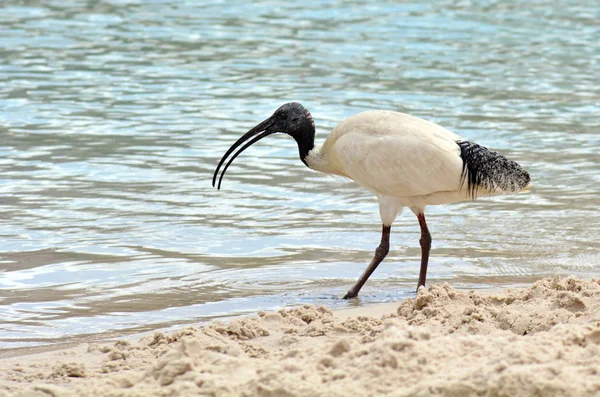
top-left (343, 290), bottom-right (358, 299)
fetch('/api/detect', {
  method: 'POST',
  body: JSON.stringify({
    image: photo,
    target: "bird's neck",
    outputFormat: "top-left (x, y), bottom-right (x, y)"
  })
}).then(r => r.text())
top-left (304, 143), bottom-right (348, 178)
top-left (304, 144), bottom-right (342, 177)
top-left (292, 125), bottom-right (316, 167)
top-left (304, 145), bottom-right (324, 170)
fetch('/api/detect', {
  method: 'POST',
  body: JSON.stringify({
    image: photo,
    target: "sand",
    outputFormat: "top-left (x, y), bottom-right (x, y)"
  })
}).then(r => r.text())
top-left (2, 275), bottom-right (600, 397)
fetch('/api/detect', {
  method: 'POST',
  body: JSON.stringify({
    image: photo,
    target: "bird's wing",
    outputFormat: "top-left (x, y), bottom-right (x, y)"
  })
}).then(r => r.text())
top-left (326, 110), bottom-right (464, 197)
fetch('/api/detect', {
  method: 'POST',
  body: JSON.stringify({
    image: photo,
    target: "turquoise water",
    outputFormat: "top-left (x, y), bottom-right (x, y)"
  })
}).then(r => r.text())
top-left (1, 1), bottom-right (599, 351)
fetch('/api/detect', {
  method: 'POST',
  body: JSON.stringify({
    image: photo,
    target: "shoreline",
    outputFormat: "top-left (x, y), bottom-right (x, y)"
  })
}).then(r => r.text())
top-left (2, 276), bottom-right (599, 397)
top-left (0, 281), bottom-right (528, 360)
top-left (0, 301), bottom-right (403, 361)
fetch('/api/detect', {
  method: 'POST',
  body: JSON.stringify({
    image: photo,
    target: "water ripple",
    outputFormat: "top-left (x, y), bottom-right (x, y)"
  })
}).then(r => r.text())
top-left (1, 0), bottom-right (599, 350)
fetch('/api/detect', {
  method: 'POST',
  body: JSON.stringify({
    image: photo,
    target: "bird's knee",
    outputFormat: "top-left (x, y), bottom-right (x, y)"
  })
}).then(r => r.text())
top-left (419, 234), bottom-right (431, 248)
top-left (375, 243), bottom-right (389, 258)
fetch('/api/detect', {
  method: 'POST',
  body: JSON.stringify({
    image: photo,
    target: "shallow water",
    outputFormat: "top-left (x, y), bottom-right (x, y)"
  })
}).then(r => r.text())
top-left (1, 1), bottom-right (599, 351)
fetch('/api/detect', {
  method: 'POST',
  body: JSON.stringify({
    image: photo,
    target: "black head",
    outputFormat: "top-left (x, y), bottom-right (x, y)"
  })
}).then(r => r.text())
top-left (212, 102), bottom-right (316, 189)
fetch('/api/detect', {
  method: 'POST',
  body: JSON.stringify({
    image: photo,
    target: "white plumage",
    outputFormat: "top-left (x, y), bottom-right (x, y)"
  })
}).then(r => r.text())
top-left (307, 110), bottom-right (480, 224)
top-left (213, 102), bottom-right (530, 298)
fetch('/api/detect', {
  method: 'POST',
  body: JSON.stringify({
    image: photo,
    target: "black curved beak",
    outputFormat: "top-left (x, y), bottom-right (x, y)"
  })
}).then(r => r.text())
top-left (212, 117), bottom-right (275, 190)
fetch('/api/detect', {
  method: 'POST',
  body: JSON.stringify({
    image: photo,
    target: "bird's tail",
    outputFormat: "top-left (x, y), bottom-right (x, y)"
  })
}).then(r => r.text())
top-left (457, 141), bottom-right (530, 200)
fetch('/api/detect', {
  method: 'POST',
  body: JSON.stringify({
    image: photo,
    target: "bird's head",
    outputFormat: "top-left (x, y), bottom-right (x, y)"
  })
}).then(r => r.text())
top-left (212, 102), bottom-right (316, 190)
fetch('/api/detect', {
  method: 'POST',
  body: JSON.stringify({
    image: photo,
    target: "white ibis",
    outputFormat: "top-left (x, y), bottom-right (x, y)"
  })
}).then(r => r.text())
top-left (212, 102), bottom-right (530, 299)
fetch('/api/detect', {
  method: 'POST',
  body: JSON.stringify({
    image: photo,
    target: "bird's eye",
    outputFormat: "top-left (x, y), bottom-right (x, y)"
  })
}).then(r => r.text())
top-left (291, 117), bottom-right (299, 122)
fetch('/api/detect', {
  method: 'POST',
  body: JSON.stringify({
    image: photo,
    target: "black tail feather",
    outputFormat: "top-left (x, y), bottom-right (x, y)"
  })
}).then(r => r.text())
top-left (457, 141), bottom-right (530, 200)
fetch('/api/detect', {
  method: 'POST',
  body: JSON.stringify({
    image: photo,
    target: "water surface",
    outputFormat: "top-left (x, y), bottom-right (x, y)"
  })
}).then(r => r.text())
top-left (1, 0), bottom-right (599, 351)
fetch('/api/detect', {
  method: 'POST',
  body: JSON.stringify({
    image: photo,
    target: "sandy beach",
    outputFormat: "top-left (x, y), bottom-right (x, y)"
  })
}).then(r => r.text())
top-left (1, 275), bottom-right (599, 397)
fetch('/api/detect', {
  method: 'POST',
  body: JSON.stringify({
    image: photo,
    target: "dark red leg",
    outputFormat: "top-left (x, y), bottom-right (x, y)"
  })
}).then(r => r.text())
top-left (343, 225), bottom-right (391, 299)
top-left (417, 212), bottom-right (431, 290)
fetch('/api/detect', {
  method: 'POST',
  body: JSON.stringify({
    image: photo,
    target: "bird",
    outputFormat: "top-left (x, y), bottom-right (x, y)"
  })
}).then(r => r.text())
top-left (212, 102), bottom-right (530, 299)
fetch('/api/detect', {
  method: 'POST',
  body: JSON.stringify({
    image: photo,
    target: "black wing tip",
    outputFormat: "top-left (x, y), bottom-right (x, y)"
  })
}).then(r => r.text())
top-left (457, 140), bottom-right (529, 200)
top-left (457, 140), bottom-right (477, 200)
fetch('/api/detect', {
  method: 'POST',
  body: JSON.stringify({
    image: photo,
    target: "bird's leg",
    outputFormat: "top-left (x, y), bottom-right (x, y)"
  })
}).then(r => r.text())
top-left (416, 212), bottom-right (431, 290)
top-left (343, 225), bottom-right (391, 299)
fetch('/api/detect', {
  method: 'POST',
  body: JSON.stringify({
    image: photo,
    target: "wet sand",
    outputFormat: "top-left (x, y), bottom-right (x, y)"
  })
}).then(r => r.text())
top-left (2, 276), bottom-right (600, 397)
